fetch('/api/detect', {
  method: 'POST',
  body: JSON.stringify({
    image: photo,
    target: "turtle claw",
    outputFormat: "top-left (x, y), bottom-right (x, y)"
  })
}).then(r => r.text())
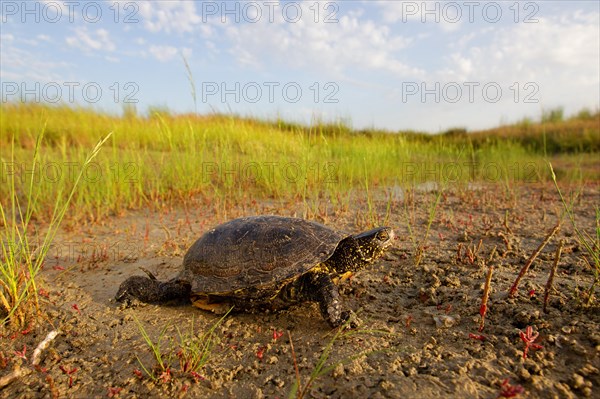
top-left (115, 296), bottom-right (142, 309)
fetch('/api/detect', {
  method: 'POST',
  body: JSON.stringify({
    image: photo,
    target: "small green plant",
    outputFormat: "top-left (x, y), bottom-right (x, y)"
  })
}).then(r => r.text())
top-left (363, 160), bottom-right (392, 227)
top-left (134, 316), bottom-right (173, 382)
top-left (287, 320), bottom-right (391, 399)
top-left (548, 162), bottom-right (599, 304)
top-left (134, 308), bottom-right (231, 383)
top-left (175, 311), bottom-right (229, 378)
top-left (181, 53), bottom-right (197, 114)
top-left (287, 327), bottom-right (344, 399)
top-left (0, 128), bottom-right (112, 329)
top-left (403, 188), bottom-right (443, 267)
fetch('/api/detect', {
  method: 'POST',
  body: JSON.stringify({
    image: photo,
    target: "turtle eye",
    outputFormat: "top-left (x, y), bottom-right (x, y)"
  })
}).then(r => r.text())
top-left (377, 231), bottom-right (389, 241)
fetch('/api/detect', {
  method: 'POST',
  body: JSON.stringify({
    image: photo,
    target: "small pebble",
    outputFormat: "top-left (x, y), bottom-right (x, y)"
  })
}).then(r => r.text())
top-left (571, 373), bottom-right (585, 389)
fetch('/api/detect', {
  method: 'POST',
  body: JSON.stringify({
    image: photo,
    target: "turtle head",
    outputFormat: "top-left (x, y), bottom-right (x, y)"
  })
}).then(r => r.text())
top-left (327, 227), bottom-right (395, 273)
top-left (115, 275), bottom-right (190, 304)
top-left (353, 227), bottom-right (395, 262)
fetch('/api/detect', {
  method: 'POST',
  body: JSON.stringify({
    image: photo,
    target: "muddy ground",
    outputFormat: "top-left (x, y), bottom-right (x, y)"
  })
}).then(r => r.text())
top-left (1, 183), bottom-right (599, 398)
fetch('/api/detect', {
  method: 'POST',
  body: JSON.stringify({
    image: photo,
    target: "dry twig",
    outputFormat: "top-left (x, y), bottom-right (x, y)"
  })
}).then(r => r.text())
top-left (509, 223), bottom-right (560, 297)
top-left (544, 240), bottom-right (564, 313)
top-left (479, 264), bottom-right (494, 332)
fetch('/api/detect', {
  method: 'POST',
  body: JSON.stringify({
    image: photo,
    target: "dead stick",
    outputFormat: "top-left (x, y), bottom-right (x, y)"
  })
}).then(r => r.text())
top-left (0, 330), bottom-right (60, 389)
top-left (479, 264), bottom-right (494, 332)
top-left (509, 223), bottom-right (560, 298)
top-left (475, 238), bottom-right (483, 257)
top-left (32, 330), bottom-right (60, 366)
top-left (488, 246), bottom-right (497, 263)
top-left (544, 240), bottom-right (564, 313)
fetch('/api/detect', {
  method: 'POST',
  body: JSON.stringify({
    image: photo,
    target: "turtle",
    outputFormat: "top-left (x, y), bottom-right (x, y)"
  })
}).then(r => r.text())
top-left (115, 215), bottom-right (395, 327)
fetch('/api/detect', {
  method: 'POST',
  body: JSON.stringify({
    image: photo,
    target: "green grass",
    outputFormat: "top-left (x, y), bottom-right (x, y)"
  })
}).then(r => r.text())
top-left (0, 127), bottom-right (112, 329)
top-left (288, 321), bottom-right (393, 399)
top-left (548, 162), bottom-right (600, 304)
top-left (135, 316), bottom-right (173, 380)
top-left (134, 309), bottom-right (231, 383)
top-left (404, 188), bottom-right (444, 267)
top-left (1, 103), bottom-right (597, 224)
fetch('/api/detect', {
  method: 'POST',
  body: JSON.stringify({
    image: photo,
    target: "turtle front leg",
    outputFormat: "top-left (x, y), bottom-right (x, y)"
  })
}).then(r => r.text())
top-left (284, 271), bottom-right (357, 328)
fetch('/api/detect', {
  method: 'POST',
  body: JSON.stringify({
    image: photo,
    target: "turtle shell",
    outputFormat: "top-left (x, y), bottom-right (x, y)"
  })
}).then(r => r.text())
top-left (178, 216), bottom-right (348, 294)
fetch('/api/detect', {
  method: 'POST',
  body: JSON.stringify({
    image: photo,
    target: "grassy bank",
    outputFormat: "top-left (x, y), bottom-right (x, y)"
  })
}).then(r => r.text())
top-left (1, 103), bottom-right (598, 223)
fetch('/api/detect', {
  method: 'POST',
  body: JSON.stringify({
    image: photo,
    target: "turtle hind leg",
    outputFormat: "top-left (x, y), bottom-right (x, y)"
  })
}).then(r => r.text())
top-left (282, 271), bottom-right (357, 328)
top-left (191, 294), bottom-right (233, 314)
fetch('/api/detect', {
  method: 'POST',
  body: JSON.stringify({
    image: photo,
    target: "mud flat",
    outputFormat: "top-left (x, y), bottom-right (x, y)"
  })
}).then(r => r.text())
top-left (1, 184), bottom-right (598, 398)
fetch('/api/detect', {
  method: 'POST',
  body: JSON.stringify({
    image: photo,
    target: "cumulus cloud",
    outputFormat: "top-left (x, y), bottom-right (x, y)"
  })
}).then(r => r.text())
top-left (137, 1), bottom-right (201, 33)
top-left (66, 28), bottom-right (116, 53)
top-left (377, 0), bottom-right (463, 28)
top-left (1, 33), bottom-right (15, 42)
top-left (421, 10), bottom-right (600, 124)
top-left (39, 0), bottom-right (71, 16)
top-left (0, 44), bottom-right (72, 82)
top-left (438, 12), bottom-right (600, 84)
top-left (218, 4), bottom-right (423, 79)
top-left (149, 45), bottom-right (192, 62)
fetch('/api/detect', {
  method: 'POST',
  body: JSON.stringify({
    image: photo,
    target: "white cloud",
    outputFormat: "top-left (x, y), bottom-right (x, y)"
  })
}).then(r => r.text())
top-left (1, 33), bottom-right (15, 42)
top-left (439, 12), bottom-right (600, 84)
top-left (427, 10), bottom-right (600, 125)
top-left (198, 24), bottom-right (214, 38)
top-left (2, 33), bottom-right (47, 47)
top-left (220, 5), bottom-right (423, 79)
top-left (149, 45), bottom-right (177, 62)
top-left (137, 1), bottom-right (201, 33)
top-left (149, 45), bottom-right (191, 62)
top-left (378, 0), bottom-right (462, 27)
top-left (39, 0), bottom-right (70, 16)
top-left (66, 28), bottom-right (116, 53)
top-left (0, 44), bottom-right (72, 82)
top-left (105, 55), bottom-right (120, 63)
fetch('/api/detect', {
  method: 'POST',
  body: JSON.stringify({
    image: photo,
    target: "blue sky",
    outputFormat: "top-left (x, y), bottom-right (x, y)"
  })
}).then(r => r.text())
top-left (1, 0), bottom-right (599, 132)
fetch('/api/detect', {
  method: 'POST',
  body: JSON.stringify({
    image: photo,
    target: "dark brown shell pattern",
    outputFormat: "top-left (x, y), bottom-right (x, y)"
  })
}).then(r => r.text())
top-left (178, 216), bottom-right (348, 294)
